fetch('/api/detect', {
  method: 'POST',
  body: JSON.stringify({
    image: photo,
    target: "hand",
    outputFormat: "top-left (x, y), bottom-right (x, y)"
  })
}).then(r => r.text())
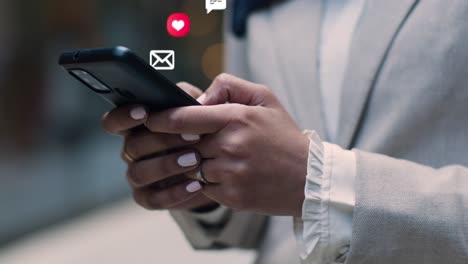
top-left (102, 82), bottom-right (217, 210)
top-left (144, 74), bottom-right (310, 217)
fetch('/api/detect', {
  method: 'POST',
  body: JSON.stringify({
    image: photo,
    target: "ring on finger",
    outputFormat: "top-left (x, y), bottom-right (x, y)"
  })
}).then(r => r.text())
top-left (195, 165), bottom-right (209, 184)
top-left (122, 147), bottom-right (136, 163)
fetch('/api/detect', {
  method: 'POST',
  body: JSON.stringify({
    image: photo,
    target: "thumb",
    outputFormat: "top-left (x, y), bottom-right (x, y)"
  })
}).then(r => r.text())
top-left (200, 73), bottom-right (275, 106)
top-left (177, 82), bottom-right (203, 99)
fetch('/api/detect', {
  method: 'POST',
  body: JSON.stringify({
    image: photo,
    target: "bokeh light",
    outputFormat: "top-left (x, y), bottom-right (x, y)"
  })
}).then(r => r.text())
top-left (202, 43), bottom-right (224, 80)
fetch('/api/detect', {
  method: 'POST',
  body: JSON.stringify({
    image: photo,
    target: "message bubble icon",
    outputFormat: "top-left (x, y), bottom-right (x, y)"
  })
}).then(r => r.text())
top-left (206, 0), bottom-right (227, 14)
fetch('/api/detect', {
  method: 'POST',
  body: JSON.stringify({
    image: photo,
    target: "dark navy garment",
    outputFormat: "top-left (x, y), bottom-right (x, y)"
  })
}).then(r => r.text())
top-left (232, 0), bottom-right (285, 37)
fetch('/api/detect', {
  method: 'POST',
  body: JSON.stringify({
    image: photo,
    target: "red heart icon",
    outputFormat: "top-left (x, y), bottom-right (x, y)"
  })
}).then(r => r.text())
top-left (167, 13), bottom-right (191, 38)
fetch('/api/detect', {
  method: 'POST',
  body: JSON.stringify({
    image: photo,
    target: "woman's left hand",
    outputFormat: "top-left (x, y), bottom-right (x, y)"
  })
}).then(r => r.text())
top-left (144, 74), bottom-right (310, 217)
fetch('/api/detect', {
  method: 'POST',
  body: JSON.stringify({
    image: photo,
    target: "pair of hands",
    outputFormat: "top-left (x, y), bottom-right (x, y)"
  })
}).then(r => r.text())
top-left (102, 74), bottom-right (309, 217)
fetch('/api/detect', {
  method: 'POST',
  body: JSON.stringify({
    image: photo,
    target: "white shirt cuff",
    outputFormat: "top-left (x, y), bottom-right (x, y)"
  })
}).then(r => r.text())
top-left (294, 131), bottom-right (356, 263)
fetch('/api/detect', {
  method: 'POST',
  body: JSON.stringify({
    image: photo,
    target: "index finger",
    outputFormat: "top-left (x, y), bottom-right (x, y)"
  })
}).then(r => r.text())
top-left (102, 104), bottom-right (148, 135)
top-left (144, 104), bottom-right (238, 134)
top-left (202, 73), bottom-right (275, 106)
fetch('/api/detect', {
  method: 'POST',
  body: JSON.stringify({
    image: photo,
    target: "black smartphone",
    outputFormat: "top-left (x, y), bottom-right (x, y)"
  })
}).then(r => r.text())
top-left (58, 46), bottom-right (200, 111)
top-left (59, 46), bottom-right (198, 189)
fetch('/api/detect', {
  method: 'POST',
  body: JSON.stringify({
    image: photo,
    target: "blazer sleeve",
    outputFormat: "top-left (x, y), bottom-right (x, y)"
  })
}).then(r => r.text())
top-left (346, 150), bottom-right (468, 263)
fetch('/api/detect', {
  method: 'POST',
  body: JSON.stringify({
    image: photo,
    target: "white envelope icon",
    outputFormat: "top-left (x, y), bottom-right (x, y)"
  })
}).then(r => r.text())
top-left (150, 50), bottom-right (175, 70)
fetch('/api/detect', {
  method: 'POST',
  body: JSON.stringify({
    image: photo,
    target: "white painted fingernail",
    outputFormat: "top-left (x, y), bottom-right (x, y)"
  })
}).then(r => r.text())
top-left (181, 134), bottom-right (200, 141)
top-left (177, 153), bottom-right (197, 167)
top-left (130, 107), bottom-right (146, 120)
top-left (197, 93), bottom-right (207, 104)
top-left (186, 181), bottom-right (202, 193)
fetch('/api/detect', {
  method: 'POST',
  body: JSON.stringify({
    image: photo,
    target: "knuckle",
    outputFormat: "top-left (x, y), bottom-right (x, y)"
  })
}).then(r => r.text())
top-left (217, 164), bottom-right (249, 185)
top-left (133, 191), bottom-right (157, 210)
top-left (132, 192), bottom-right (144, 207)
top-left (123, 129), bottom-right (159, 160)
top-left (220, 134), bottom-right (246, 157)
top-left (101, 117), bottom-right (111, 132)
top-left (101, 110), bottom-right (118, 130)
top-left (149, 200), bottom-right (164, 210)
top-left (241, 107), bottom-right (256, 122)
top-left (151, 193), bottom-right (169, 209)
top-left (148, 193), bottom-right (166, 210)
top-left (114, 115), bottom-right (129, 132)
top-left (145, 117), bottom-right (163, 133)
top-left (257, 84), bottom-right (271, 95)
top-left (144, 116), bottom-right (155, 131)
top-left (233, 162), bottom-right (249, 178)
top-left (145, 114), bottom-right (163, 133)
top-left (124, 137), bottom-right (139, 159)
top-left (126, 164), bottom-right (143, 187)
top-left (200, 164), bottom-right (217, 183)
top-left (152, 189), bottom-right (182, 210)
top-left (166, 111), bottom-right (185, 132)
top-left (216, 166), bottom-right (236, 181)
top-left (120, 149), bottom-right (129, 162)
top-left (256, 85), bottom-right (278, 104)
top-left (157, 134), bottom-right (173, 150)
top-left (158, 156), bottom-right (174, 177)
top-left (214, 73), bottom-right (232, 86)
top-left (102, 119), bottom-right (119, 135)
top-left (232, 106), bottom-right (254, 124)
top-left (220, 140), bottom-right (239, 156)
top-left (166, 188), bottom-right (185, 206)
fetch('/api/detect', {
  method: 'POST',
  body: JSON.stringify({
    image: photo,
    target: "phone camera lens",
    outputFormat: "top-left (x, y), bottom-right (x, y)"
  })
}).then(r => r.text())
top-left (92, 84), bottom-right (111, 92)
top-left (70, 70), bottom-right (111, 93)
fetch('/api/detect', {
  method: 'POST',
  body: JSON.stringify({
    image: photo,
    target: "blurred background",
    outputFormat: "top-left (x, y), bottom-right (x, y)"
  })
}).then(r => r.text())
top-left (0, 0), bottom-right (253, 262)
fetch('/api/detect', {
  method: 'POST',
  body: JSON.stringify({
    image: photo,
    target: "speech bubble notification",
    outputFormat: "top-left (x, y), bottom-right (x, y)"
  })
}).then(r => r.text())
top-left (206, 0), bottom-right (227, 14)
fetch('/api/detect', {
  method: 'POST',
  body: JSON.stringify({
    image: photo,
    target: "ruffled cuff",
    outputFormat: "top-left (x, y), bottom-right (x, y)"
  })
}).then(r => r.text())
top-left (294, 130), bottom-right (328, 261)
top-left (294, 130), bottom-right (356, 264)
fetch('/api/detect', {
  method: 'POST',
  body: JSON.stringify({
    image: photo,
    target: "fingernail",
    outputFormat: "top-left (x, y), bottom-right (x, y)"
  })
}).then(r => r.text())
top-left (181, 134), bottom-right (200, 141)
top-left (197, 94), bottom-right (207, 104)
top-left (186, 181), bottom-right (202, 193)
top-left (130, 107), bottom-right (146, 120)
top-left (177, 153), bottom-right (197, 167)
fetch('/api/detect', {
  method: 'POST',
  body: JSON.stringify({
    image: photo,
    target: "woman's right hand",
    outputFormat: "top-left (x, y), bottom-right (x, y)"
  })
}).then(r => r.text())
top-left (102, 82), bottom-right (216, 210)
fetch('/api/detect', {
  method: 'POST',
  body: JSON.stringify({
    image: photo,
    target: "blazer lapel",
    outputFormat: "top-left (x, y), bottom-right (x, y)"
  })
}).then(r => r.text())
top-left (337, 0), bottom-right (420, 148)
top-left (268, 0), bottom-right (325, 137)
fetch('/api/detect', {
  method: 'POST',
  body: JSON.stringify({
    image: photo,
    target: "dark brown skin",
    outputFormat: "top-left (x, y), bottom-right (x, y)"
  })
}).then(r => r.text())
top-left (102, 82), bottom-right (216, 211)
top-left (102, 74), bottom-right (309, 217)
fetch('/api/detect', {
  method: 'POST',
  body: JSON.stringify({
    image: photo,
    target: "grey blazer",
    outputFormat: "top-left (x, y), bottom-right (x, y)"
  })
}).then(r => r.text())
top-left (172, 0), bottom-right (468, 263)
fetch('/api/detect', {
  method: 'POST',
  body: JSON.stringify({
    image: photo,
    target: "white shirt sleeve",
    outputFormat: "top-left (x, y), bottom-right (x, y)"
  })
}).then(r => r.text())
top-left (294, 131), bottom-right (356, 263)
